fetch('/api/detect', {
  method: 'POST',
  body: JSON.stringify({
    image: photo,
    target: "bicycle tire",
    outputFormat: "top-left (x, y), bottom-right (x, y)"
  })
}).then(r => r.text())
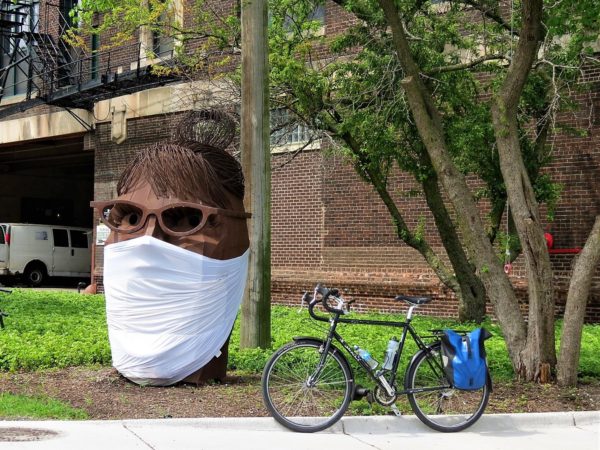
top-left (261, 340), bottom-right (354, 433)
top-left (405, 342), bottom-right (490, 432)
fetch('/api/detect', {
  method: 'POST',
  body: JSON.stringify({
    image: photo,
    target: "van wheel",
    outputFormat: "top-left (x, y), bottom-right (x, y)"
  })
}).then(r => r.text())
top-left (24, 264), bottom-right (46, 287)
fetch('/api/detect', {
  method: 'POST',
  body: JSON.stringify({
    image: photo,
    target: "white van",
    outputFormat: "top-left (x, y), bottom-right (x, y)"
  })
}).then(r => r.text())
top-left (0, 223), bottom-right (92, 286)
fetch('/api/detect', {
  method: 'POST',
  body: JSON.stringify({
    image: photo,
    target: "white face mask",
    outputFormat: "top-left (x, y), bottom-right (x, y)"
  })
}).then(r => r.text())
top-left (103, 235), bottom-right (249, 386)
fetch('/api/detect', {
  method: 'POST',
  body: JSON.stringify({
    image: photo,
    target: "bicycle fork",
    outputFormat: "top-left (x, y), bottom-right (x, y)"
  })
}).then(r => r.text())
top-left (307, 316), bottom-right (341, 387)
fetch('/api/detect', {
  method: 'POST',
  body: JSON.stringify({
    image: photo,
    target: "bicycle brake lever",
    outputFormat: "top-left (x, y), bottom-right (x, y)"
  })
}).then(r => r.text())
top-left (344, 299), bottom-right (356, 314)
top-left (298, 292), bottom-right (311, 313)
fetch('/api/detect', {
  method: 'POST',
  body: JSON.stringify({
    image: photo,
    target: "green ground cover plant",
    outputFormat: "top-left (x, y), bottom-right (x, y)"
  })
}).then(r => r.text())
top-left (0, 392), bottom-right (87, 419)
top-left (0, 290), bottom-right (110, 371)
top-left (0, 289), bottom-right (598, 382)
top-left (229, 305), bottom-right (515, 381)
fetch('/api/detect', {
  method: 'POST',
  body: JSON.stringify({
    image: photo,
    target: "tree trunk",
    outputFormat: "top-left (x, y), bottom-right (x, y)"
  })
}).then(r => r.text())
top-left (490, 0), bottom-right (556, 381)
top-left (378, 0), bottom-right (528, 368)
top-left (420, 165), bottom-right (487, 323)
top-left (240, 0), bottom-right (271, 349)
top-left (557, 216), bottom-right (600, 386)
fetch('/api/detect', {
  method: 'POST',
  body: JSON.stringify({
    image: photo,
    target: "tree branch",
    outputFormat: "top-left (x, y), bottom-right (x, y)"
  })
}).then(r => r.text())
top-left (329, 0), bottom-right (377, 24)
top-left (427, 54), bottom-right (510, 75)
top-left (320, 114), bottom-right (461, 293)
top-left (498, 0), bottom-right (545, 109)
top-left (460, 0), bottom-right (520, 37)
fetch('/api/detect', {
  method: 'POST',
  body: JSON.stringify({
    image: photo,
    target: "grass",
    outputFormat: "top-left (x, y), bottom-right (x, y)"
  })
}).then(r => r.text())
top-left (0, 289), bottom-right (599, 382)
top-left (0, 392), bottom-right (87, 420)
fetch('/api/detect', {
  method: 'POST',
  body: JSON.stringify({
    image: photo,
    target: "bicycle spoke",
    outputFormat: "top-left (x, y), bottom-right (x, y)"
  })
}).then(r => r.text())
top-left (262, 342), bottom-right (352, 432)
top-left (407, 343), bottom-right (490, 432)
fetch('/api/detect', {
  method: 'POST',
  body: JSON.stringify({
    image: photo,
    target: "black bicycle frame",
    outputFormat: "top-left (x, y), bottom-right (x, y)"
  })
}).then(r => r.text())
top-left (307, 300), bottom-right (448, 395)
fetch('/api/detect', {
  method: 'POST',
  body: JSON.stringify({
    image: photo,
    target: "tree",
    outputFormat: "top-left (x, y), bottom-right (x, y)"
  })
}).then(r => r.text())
top-left (557, 216), bottom-right (600, 386)
top-left (267, 0), bottom-right (598, 380)
top-left (72, 0), bottom-right (600, 381)
top-left (265, 0), bottom-right (568, 327)
top-left (373, 0), bottom-right (599, 380)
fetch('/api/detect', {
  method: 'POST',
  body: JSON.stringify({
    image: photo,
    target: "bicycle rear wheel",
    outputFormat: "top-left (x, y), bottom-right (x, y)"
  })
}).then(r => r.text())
top-left (406, 343), bottom-right (490, 432)
top-left (261, 340), bottom-right (353, 433)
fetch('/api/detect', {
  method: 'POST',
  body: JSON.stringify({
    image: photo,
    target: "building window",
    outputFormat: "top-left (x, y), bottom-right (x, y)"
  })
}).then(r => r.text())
top-left (0, 1), bottom-right (39, 98)
top-left (138, 0), bottom-right (178, 64)
top-left (270, 108), bottom-right (314, 147)
top-left (91, 34), bottom-right (99, 79)
top-left (152, 29), bottom-right (174, 59)
top-left (59, 0), bottom-right (77, 31)
top-left (285, 2), bottom-right (324, 30)
top-left (274, 0), bottom-right (325, 36)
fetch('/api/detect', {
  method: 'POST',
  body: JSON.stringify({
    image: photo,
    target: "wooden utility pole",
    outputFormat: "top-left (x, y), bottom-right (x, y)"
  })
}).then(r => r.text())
top-left (240, 0), bottom-right (271, 348)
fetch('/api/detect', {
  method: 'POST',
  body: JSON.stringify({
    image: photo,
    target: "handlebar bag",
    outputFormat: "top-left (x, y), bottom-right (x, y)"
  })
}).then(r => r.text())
top-left (440, 328), bottom-right (492, 390)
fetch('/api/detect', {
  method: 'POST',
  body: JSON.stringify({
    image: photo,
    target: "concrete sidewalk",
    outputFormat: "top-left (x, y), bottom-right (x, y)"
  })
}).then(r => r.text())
top-left (0, 411), bottom-right (598, 450)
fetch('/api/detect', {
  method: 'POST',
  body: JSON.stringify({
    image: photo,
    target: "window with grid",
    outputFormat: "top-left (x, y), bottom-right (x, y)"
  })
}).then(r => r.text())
top-left (270, 108), bottom-right (312, 146)
top-left (0, 1), bottom-right (39, 97)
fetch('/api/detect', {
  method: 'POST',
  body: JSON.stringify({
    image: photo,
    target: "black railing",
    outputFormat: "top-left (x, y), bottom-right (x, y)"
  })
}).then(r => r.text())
top-left (0, 0), bottom-right (177, 112)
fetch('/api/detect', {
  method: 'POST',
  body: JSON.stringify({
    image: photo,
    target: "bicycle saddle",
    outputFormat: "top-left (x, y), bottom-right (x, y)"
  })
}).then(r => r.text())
top-left (394, 295), bottom-right (431, 305)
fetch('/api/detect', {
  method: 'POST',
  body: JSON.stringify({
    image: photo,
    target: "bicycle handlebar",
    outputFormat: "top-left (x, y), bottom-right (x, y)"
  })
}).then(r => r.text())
top-left (305, 284), bottom-right (355, 319)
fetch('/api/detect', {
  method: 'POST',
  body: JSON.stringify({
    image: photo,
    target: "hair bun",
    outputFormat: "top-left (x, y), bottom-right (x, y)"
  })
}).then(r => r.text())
top-left (173, 109), bottom-right (236, 151)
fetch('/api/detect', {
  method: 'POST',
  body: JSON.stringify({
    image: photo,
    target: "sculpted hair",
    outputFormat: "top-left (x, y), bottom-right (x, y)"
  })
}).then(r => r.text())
top-left (117, 142), bottom-right (245, 208)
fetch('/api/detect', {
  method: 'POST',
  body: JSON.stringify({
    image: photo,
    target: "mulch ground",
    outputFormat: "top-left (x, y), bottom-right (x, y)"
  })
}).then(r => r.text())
top-left (1, 367), bottom-right (599, 420)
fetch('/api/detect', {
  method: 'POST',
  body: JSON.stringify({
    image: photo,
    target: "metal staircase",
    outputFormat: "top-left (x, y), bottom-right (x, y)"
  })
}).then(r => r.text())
top-left (0, 0), bottom-right (179, 120)
top-left (25, 31), bottom-right (74, 87)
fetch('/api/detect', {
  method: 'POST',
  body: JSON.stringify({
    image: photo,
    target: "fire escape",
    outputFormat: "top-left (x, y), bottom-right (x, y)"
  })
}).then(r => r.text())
top-left (0, 0), bottom-right (179, 121)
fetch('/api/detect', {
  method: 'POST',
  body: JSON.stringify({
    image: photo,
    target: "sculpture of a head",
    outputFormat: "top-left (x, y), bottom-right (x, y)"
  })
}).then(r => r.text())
top-left (102, 141), bottom-right (249, 258)
top-left (92, 111), bottom-right (249, 386)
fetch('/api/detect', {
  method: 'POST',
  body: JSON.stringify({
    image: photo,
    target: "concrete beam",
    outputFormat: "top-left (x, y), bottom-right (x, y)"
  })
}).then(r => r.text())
top-left (0, 109), bottom-right (93, 145)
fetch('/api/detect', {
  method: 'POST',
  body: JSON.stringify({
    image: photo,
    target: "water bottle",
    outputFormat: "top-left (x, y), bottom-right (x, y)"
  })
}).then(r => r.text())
top-left (354, 345), bottom-right (378, 370)
top-left (382, 337), bottom-right (400, 370)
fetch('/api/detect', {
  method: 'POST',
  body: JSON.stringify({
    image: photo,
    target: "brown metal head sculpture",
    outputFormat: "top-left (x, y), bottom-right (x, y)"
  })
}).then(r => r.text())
top-left (93, 111), bottom-right (249, 385)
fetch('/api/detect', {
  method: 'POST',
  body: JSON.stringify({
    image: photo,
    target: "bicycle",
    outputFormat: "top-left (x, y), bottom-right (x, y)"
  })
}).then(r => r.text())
top-left (261, 284), bottom-right (491, 433)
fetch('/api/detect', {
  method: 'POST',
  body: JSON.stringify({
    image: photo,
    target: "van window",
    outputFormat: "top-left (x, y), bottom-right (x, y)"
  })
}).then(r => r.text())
top-left (53, 229), bottom-right (69, 247)
top-left (0, 226), bottom-right (4, 245)
top-left (70, 230), bottom-right (88, 249)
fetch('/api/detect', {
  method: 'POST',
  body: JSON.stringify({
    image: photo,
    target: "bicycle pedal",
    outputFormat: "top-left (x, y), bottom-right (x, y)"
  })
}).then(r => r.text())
top-left (390, 404), bottom-right (402, 417)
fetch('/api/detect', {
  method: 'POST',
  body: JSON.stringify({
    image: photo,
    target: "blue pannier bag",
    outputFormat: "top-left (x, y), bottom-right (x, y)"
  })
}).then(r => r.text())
top-left (441, 328), bottom-right (492, 390)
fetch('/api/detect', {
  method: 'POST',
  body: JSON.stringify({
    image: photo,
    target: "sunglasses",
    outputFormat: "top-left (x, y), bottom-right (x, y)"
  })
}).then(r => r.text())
top-left (90, 200), bottom-right (251, 237)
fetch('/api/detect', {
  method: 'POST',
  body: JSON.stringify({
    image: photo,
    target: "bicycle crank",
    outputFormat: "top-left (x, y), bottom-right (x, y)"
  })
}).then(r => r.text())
top-left (373, 385), bottom-right (397, 406)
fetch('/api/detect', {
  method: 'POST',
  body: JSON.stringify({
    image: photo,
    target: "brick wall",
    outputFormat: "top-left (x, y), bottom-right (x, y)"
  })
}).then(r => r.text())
top-left (270, 141), bottom-right (600, 321)
top-left (268, 111), bottom-right (600, 321)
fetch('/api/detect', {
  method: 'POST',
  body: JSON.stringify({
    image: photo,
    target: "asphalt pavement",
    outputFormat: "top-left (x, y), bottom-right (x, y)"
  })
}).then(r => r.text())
top-left (0, 411), bottom-right (598, 450)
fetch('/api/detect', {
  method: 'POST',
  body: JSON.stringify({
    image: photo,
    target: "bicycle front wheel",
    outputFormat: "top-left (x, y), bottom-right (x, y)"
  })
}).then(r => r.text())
top-left (406, 343), bottom-right (490, 432)
top-left (261, 340), bottom-right (353, 433)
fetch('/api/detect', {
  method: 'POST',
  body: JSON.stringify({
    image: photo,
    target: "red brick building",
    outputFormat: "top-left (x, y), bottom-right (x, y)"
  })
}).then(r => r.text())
top-left (1, 0), bottom-right (598, 320)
